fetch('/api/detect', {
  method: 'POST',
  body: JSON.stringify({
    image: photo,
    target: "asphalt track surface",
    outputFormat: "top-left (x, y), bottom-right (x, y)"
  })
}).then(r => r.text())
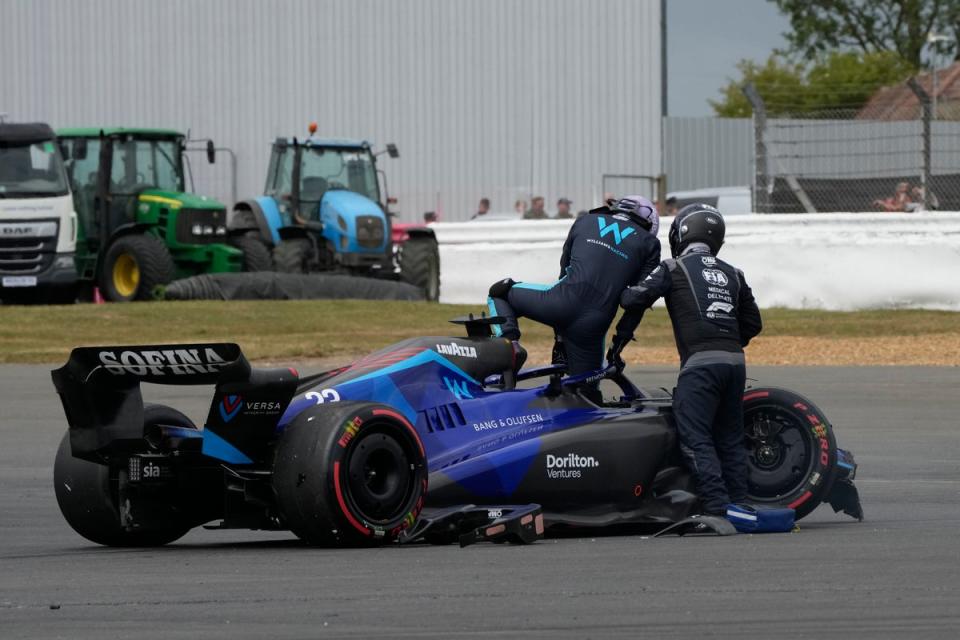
top-left (1, 364), bottom-right (958, 639)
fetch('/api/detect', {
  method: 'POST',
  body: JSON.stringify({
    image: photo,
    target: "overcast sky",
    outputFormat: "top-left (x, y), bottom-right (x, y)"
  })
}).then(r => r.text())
top-left (667, 0), bottom-right (791, 117)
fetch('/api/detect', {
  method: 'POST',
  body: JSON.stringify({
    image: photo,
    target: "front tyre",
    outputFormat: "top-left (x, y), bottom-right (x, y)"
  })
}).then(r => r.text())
top-left (272, 402), bottom-right (427, 546)
top-left (53, 404), bottom-right (196, 546)
top-left (398, 235), bottom-right (440, 302)
top-left (743, 387), bottom-right (838, 520)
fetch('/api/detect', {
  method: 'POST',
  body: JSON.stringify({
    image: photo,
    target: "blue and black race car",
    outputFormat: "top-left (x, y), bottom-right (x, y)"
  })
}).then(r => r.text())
top-left (52, 315), bottom-right (862, 547)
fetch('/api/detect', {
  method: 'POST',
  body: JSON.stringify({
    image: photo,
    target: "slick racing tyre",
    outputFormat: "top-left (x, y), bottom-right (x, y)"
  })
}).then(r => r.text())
top-left (101, 233), bottom-right (175, 302)
top-left (230, 232), bottom-right (273, 272)
top-left (743, 387), bottom-right (838, 520)
top-left (53, 404), bottom-right (196, 546)
top-left (398, 235), bottom-right (440, 302)
top-left (273, 402), bottom-right (427, 546)
top-left (273, 238), bottom-right (313, 273)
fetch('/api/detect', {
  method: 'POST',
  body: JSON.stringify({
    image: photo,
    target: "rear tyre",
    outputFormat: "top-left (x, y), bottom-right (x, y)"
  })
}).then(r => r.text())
top-left (743, 387), bottom-right (838, 520)
top-left (272, 402), bottom-right (427, 546)
top-left (230, 232), bottom-right (273, 272)
top-left (398, 235), bottom-right (440, 302)
top-left (273, 238), bottom-right (313, 273)
top-left (100, 234), bottom-right (175, 302)
top-left (53, 404), bottom-right (196, 546)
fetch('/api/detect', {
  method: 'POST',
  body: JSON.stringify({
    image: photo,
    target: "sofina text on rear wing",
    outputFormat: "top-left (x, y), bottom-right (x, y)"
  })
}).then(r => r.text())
top-left (51, 343), bottom-right (299, 465)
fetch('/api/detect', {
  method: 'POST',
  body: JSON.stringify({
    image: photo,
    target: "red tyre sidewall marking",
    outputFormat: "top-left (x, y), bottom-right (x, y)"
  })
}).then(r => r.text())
top-left (332, 460), bottom-right (371, 536)
top-left (372, 408), bottom-right (426, 458)
top-left (743, 391), bottom-right (770, 403)
top-left (371, 407), bottom-right (428, 532)
top-left (788, 490), bottom-right (813, 509)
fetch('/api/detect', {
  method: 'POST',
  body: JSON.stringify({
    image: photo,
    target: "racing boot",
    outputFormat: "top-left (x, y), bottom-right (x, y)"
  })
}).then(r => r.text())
top-left (501, 340), bottom-right (527, 390)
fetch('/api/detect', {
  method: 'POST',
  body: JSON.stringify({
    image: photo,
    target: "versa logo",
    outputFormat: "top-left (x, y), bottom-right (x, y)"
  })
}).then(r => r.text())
top-left (443, 376), bottom-right (473, 400)
top-left (597, 217), bottom-right (635, 245)
top-left (219, 395), bottom-right (242, 422)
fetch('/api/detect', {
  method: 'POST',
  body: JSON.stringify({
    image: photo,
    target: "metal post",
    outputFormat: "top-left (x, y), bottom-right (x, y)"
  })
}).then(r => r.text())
top-left (908, 78), bottom-right (932, 210)
top-left (742, 83), bottom-right (769, 213)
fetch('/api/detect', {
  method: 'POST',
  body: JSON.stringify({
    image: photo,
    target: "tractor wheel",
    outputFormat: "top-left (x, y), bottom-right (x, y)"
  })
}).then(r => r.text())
top-left (101, 234), bottom-right (175, 302)
top-left (398, 235), bottom-right (440, 302)
top-left (230, 232), bottom-right (273, 272)
top-left (273, 238), bottom-right (313, 274)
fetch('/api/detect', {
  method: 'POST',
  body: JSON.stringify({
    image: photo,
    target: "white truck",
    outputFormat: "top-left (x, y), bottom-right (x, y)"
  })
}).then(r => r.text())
top-left (0, 122), bottom-right (78, 303)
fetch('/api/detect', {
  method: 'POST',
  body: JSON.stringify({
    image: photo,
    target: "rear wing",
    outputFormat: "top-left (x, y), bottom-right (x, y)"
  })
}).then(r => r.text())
top-left (51, 343), bottom-right (298, 464)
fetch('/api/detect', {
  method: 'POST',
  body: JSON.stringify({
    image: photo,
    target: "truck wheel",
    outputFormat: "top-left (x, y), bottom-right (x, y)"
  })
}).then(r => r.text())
top-left (273, 238), bottom-right (313, 273)
top-left (273, 402), bottom-right (428, 546)
top-left (743, 388), bottom-right (838, 520)
top-left (53, 404), bottom-right (196, 546)
top-left (101, 234), bottom-right (175, 302)
top-left (230, 232), bottom-right (273, 272)
top-left (398, 235), bottom-right (440, 301)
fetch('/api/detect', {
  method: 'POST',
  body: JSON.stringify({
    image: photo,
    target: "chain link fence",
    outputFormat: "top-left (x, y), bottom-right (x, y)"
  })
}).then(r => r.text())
top-left (744, 80), bottom-right (960, 213)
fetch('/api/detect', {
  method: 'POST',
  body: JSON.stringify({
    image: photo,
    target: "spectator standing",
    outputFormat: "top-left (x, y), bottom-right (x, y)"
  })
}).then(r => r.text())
top-left (514, 199), bottom-right (528, 217)
top-left (524, 196), bottom-right (549, 220)
top-left (665, 196), bottom-right (679, 216)
top-left (472, 197), bottom-right (491, 220)
top-left (555, 197), bottom-right (574, 219)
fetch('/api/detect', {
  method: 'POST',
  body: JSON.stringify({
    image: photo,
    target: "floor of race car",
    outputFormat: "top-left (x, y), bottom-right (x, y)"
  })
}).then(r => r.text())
top-left (1, 365), bottom-right (958, 639)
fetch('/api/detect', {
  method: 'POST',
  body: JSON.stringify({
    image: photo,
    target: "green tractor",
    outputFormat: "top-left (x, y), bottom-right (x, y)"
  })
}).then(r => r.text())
top-left (57, 128), bottom-right (271, 302)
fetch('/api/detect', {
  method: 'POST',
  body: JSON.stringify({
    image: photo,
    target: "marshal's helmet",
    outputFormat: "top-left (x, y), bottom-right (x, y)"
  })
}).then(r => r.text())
top-left (668, 203), bottom-right (725, 258)
top-left (611, 195), bottom-right (659, 236)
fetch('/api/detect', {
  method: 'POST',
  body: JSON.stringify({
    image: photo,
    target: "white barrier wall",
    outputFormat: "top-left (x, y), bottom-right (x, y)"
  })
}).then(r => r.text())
top-left (432, 213), bottom-right (960, 311)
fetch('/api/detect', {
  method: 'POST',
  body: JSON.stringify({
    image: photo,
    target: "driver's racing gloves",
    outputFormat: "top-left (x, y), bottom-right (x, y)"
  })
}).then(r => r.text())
top-left (606, 333), bottom-right (633, 372)
top-left (551, 334), bottom-right (567, 366)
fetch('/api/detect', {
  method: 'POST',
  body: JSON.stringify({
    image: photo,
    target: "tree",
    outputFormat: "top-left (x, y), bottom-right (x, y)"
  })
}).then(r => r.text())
top-left (710, 50), bottom-right (914, 117)
top-left (709, 57), bottom-right (806, 117)
top-left (771, 0), bottom-right (960, 69)
top-left (804, 50), bottom-right (915, 109)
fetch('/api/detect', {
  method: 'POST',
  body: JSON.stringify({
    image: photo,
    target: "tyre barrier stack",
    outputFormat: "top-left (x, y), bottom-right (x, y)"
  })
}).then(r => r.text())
top-left (163, 272), bottom-right (425, 302)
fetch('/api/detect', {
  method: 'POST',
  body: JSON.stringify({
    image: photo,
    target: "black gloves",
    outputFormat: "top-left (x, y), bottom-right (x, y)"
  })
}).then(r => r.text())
top-left (488, 278), bottom-right (517, 299)
top-left (606, 333), bottom-right (633, 372)
top-left (551, 334), bottom-right (567, 366)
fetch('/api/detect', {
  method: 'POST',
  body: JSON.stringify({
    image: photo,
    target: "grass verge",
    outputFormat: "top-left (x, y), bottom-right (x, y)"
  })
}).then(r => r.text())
top-left (0, 300), bottom-right (957, 366)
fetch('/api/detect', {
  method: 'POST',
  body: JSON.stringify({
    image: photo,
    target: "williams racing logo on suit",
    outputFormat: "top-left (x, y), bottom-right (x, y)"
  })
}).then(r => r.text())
top-left (586, 216), bottom-right (634, 260)
top-left (597, 216), bottom-right (635, 245)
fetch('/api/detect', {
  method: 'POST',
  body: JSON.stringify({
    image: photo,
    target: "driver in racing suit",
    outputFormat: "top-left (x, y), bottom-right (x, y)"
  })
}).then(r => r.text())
top-left (614, 203), bottom-right (762, 516)
top-left (487, 196), bottom-right (661, 382)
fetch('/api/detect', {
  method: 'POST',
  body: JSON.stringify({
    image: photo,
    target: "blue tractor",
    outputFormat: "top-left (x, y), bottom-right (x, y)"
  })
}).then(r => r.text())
top-left (229, 129), bottom-right (440, 300)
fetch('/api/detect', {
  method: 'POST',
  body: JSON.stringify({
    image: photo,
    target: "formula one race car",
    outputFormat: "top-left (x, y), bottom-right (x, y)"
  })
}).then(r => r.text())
top-left (52, 315), bottom-right (863, 547)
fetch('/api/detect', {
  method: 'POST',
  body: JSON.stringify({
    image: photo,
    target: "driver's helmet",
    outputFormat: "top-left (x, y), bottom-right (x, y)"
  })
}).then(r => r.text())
top-left (668, 203), bottom-right (725, 258)
top-left (611, 195), bottom-right (659, 236)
